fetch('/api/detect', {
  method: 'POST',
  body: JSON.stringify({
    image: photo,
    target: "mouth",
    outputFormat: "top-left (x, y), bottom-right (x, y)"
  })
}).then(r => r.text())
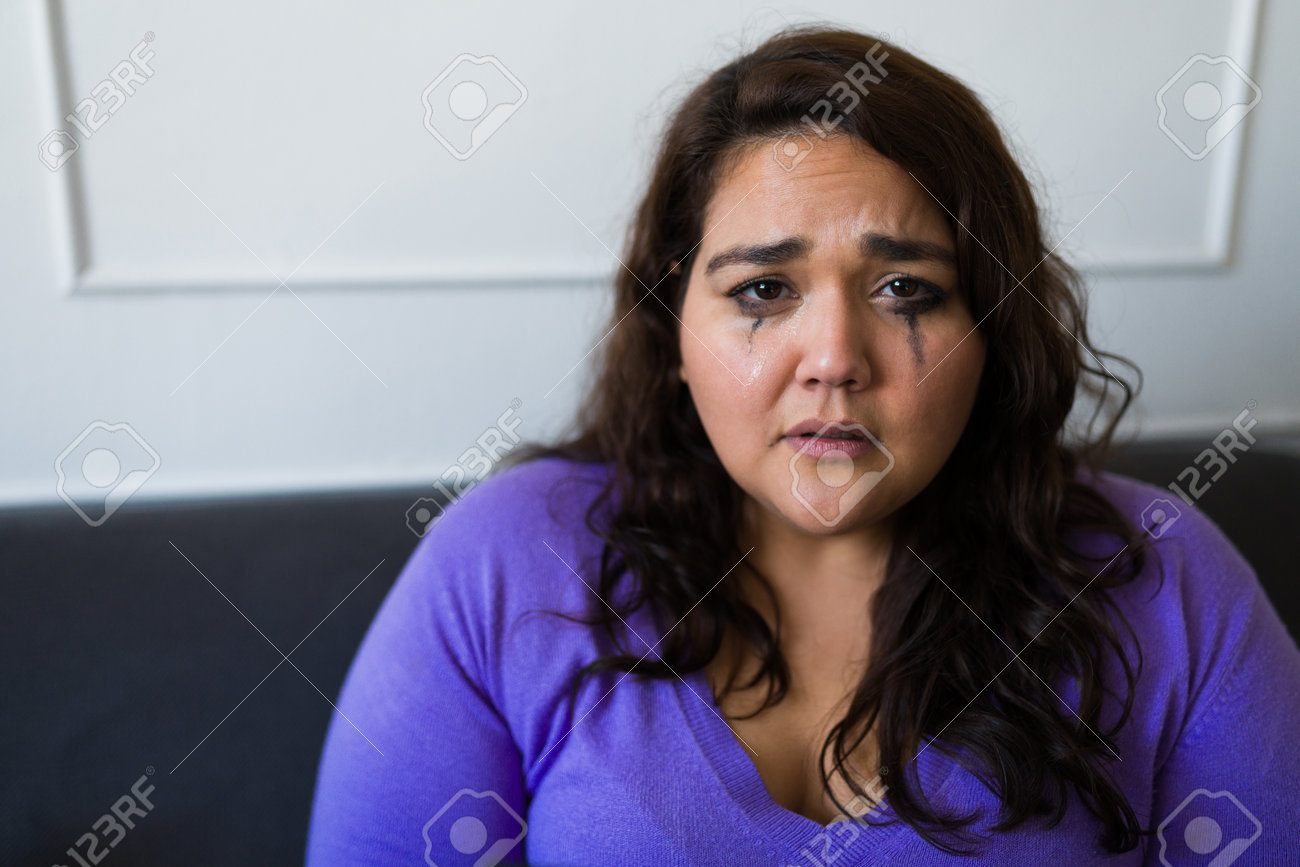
top-left (790, 431), bottom-right (865, 441)
top-left (780, 417), bottom-right (881, 457)
top-left (782, 417), bottom-right (876, 440)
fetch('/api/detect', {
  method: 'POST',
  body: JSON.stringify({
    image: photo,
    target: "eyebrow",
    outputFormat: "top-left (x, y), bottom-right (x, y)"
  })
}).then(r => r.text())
top-left (703, 232), bottom-right (956, 275)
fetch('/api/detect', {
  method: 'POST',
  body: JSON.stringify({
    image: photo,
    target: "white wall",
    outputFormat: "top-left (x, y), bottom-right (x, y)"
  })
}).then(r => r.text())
top-left (2, 0), bottom-right (1297, 509)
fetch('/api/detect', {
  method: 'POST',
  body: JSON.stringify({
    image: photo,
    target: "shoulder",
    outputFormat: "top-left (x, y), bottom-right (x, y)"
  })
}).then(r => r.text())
top-left (390, 455), bottom-right (620, 683)
top-left (1076, 474), bottom-right (1300, 829)
top-left (431, 455), bottom-right (611, 540)
top-left (403, 455), bottom-right (614, 609)
top-left (394, 456), bottom-right (634, 757)
top-left (1079, 468), bottom-right (1259, 650)
top-left (1076, 469), bottom-right (1288, 753)
top-left (1081, 468), bottom-right (1256, 606)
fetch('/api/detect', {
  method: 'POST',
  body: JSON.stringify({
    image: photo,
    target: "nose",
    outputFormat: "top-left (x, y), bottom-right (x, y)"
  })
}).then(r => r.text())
top-left (793, 290), bottom-right (872, 391)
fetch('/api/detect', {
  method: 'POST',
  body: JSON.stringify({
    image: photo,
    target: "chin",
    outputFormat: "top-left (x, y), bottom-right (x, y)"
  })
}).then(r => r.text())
top-left (774, 493), bottom-right (891, 535)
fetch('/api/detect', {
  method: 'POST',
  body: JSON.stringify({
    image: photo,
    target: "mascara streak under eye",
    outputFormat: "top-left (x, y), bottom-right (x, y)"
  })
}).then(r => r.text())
top-left (726, 286), bottom-right (769, 352)
top-left (892, 282), bottom-right (945, 366)
top-left (903, 310), bottom-right (923, 365)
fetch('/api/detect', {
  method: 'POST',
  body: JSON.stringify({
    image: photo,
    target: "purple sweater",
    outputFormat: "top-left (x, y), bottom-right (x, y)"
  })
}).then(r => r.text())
top-left (306, 457), bottom-right (1300, 866)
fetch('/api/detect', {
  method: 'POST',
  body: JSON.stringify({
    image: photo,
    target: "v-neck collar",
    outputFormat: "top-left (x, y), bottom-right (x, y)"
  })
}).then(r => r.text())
top-left (674, 666), bottom-right (963, 864)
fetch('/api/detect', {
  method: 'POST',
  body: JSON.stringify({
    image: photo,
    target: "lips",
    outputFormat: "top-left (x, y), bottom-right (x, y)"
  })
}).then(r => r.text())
top-left (782, 417), bottom-right (873, 440)
top-left (782, 419), bottom-right (880, 459)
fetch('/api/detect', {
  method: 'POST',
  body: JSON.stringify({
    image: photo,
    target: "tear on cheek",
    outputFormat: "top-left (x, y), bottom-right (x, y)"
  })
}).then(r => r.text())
top-left (714, 328), bottom-right (769, 386)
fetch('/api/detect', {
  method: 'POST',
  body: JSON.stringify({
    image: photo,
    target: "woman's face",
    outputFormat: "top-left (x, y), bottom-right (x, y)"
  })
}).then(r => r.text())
top-left (678, 135), bottom-right (986, 536)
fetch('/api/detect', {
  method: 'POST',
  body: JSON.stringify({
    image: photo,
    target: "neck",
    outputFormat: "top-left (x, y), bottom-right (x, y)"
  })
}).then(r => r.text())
top-left (738, 495), bottom-right (894, 591)
top-left (733, 496), bottom-right (891, 658)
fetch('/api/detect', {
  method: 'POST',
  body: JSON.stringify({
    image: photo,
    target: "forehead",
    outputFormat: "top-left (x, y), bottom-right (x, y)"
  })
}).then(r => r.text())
top-left (701, 135), bottom-right (951, 251)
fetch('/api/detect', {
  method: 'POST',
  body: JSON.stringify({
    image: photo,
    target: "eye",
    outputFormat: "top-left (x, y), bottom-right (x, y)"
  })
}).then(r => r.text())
top-left (879, 276), bottom-right (940, 300)
top-left (726, 278), bottom-right (793, 303)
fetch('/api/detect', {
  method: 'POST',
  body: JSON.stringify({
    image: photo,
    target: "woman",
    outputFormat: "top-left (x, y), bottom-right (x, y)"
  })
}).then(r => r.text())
top-left (307, 25), bottom-right (1300, 865)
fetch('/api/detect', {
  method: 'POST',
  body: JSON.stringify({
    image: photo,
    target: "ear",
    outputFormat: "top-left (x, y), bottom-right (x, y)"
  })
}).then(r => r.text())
top-left (668, 258), bottom-right (682, 276)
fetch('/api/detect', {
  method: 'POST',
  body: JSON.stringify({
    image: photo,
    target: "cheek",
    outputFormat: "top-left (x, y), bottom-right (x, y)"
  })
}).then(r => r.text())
top-left (684, 318), bottom-right (786, 397)
top-left (888, 319), bottom-right (984, 437)
top-left (911, 302), bottom-right (981, 370)
top-left (912, 337), bottom-right (985, 434)
top-left (741, 336), bottom-right (770, 385)
top-left (737, 311), bottom-right (809, 388)
top-left (680, 328), bottom-right (794, 469)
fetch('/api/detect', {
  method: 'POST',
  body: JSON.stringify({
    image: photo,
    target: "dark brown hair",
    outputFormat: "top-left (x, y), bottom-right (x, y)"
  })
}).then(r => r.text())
top-left (504, 24), bottom-right (1150, 854)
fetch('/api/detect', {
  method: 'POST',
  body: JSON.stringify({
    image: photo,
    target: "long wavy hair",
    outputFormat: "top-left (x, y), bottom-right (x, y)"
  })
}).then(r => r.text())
top-left (503, 24), bottom-right (1151, 854)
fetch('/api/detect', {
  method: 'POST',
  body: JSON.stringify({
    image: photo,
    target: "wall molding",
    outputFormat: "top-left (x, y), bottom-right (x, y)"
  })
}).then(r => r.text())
top-left (36, 0), bottom-right (1262, 295)
top-left (1132, 0), bottom-right (1262, 272)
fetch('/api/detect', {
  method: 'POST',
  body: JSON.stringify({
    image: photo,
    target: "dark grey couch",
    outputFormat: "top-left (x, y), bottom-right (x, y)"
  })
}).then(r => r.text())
top-left (2, 441), bottom-right (1296, 866)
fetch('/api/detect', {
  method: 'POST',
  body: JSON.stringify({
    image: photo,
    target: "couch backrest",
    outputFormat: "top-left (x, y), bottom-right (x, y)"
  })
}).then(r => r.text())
top-left (2, 442), bottom-right (1295, 865)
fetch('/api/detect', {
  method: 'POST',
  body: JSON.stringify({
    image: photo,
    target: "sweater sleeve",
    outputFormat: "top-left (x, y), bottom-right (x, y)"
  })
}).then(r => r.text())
top-left (1143, 511), bottom-right (1300, 866)
top-left (304, 518), bottom-right (529, 866)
